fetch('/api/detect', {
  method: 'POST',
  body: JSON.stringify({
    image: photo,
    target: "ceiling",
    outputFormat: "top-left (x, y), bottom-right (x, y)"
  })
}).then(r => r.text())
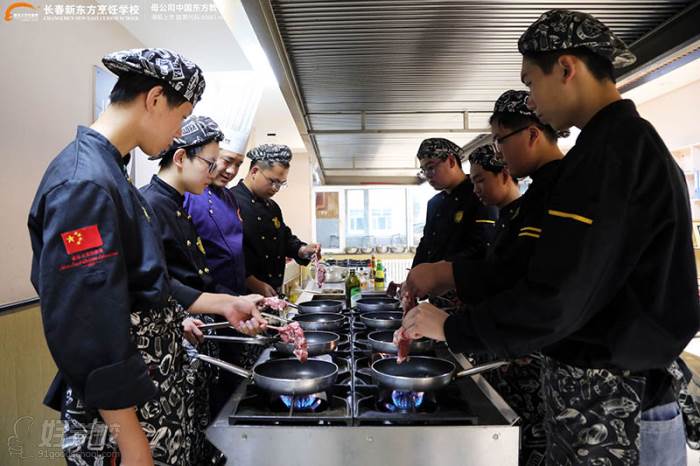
top-left (242, 0), bottom-right (698, 184)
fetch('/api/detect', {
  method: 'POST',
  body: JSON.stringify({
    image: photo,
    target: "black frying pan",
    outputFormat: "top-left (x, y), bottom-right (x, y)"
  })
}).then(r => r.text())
top-left (197, 355), bottom-right (338, 395)
top-left (371, 356), bottom-right (508, 392)
top-left (292, 312), bottom-right (346, 331)
top-left (359, 311), bottom-right (403, 330)
top-left (297, 299), bottom-right (344, 314)
top-left (203, 331), bottom-right (340, 357)
top-left (356, 297), bottom-right (400, 312)
top-left (275, 331), bottom-right (339, 356)
top-left (262, 311), bottom-right (346, 332)
top-left (366, 330), bottom-right (434, 354)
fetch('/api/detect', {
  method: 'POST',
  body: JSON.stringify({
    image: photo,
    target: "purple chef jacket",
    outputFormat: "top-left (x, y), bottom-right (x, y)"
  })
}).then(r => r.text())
top-left (184, 185), bottom-right (247, 294)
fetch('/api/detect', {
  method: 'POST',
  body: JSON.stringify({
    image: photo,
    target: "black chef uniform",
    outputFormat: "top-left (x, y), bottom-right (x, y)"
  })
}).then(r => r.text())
top-left (232, 180), bottom-right (310, 292)
top-left (28, 126), bottom-right (195, 465)
top-left (456, 151), bottom-right (562, 466)
top-left (444, 100), bottom-right (700, 464)
top-left (412, 176), bottom-right (498, 267)
top-left (140, 175), bottom-right (232, 306)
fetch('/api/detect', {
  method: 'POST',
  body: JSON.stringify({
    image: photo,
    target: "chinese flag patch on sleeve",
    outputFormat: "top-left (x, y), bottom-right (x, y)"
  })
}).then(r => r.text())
top-left (60, 225), bottom-right (104, 255)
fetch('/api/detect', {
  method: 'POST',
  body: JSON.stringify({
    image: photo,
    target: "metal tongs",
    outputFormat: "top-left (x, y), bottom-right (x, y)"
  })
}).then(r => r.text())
top-left (260, 312), bottom-right (293, 331)
top-left (199, 311), bottom-right (292, 343)
top-left (203, 334), bottom-right (277, 345)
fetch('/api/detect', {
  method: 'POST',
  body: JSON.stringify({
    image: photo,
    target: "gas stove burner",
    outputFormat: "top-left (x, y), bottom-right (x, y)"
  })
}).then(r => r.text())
top-left (388, 390), bottom-right (425, 411)
top-left (377, 389), bottom-right (437, 414)
top-left (273, 392), bottom-right (327, 413)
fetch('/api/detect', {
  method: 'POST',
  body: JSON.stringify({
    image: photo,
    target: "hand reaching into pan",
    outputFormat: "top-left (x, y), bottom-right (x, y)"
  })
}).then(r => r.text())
top-left (401, 302), bottom-right (449, 342)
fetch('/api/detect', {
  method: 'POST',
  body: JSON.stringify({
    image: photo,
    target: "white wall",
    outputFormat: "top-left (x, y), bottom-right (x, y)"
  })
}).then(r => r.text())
top-left (0, 9), bottom-right (143, 304)
top-left (635, 80), bottom-right (700, 150)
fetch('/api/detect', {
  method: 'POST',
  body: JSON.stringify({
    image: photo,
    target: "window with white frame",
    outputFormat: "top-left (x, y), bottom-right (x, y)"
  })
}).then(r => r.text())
top-left (314, 185), bottom-right (436, 252)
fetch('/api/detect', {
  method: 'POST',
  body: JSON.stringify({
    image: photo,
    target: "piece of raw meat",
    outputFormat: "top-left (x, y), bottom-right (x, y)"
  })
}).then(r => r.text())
top-left (313, 253), bottom-right (326, 288)
top-left (393, 327), bottom-right (412, 364)
top-left (277, 322), bottom-right (308, 363)
top-left (263, 296), bottom-right (288, 312)
top-left (401, 294), bottom-right (417, 316)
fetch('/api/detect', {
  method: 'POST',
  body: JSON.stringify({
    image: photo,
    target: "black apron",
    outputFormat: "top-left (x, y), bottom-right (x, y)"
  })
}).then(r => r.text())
top-left (62, 301), bottom-right (194, 466)
top-left (477, 352), bottom-right (546, 466)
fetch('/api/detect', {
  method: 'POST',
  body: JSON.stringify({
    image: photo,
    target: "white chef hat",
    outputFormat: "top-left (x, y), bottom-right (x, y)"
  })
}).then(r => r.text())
top-left (220, 128), bottom-right (250, 154)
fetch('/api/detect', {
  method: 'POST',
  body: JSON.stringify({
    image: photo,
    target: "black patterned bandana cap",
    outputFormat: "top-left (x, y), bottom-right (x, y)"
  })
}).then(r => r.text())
top-left (416, 138), bottom-right (462, 161)
top-left (246, 144), bottom-right (293, 164)
top-left (468, 144), bottom-right (506, 173)
top-left (494, 90), bottom-right (571, 139)
top-left (493, 90), bottom-right (537, 119)
top-left (518, 9), bottom-right (636, 69)
top-left (151, 115), bottom-right (224, 160)
top-left (102, 48), bottom-right (206, 105)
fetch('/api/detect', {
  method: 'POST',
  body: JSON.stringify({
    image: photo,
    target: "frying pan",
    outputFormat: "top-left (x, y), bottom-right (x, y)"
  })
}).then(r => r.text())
top-left (263, 311), bottom-right (347, 332)
top-left (296, 299), bottom-right (344, 314)
top-left (197, 354), bottom-right (338, 395)
top-left (203, 331), bottom-right (340, 357)
top-left (356, 297), bottom-right (400, 313)
top-left (292, 313), bottom-right (346, 331)
top-left (371, 356), bottom-right (508, 392)
top-left (365, 330), bottom-right (434, 354)
top-left (359, 311), bottom-right (403, 330)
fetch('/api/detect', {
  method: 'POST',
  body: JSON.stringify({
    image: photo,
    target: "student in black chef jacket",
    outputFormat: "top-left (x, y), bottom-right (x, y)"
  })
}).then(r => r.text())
top-left (387, 138), bottom-right (498, 299)
top-left (233, 144), bottom-right (320, 296)
top-left (28, 49), bottom-right (261, 466)
top-left (139, 114), bottom-right (265, 465)
top-left (467, 92), bottom-right (565, 465)
top-left (401, 10), bottom-right (700, 466)
top-left (406, 90), bottom-right (565, 465)
top-left (413, 138), bottom-right (497, 266)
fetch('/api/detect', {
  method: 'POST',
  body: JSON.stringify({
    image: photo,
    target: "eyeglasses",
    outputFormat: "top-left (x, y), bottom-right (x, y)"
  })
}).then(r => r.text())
top-left (259, 171), bottom-right (288, 190)
top-left (194, 155), bottom-right (218, 174)
top-left (493, 126), bottom-right (531, 151)
top-left (418, 158), bottom-right (447, 178)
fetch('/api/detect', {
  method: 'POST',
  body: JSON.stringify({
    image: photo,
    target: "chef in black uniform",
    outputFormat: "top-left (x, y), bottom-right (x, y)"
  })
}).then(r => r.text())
top-left (139, 114), bottom-right (265, 464)
top-left (27, 49), bottom-right (260, 466)
top-left (233, 144), bottom-right (320, 296)
top-left (412, 137), bottom-right (498, 266)
top-left (407, 90), bottom-right (565, 465)
top-left (401, 10), bottom-right (700, 465)
top-left (469, 94), bottom-right (564, 465)
top-left (388, 138), bottom-right (498, 298)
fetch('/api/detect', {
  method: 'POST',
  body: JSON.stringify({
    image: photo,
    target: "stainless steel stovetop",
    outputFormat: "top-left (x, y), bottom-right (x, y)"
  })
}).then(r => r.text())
top-left (207, 306), bottom-right (521, 466)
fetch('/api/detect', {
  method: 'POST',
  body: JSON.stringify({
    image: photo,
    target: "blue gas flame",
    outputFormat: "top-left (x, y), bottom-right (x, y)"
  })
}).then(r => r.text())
top-left (388, 390), bottom-right (425, 411)
top-left (280, 394), bottom-right (322, 411)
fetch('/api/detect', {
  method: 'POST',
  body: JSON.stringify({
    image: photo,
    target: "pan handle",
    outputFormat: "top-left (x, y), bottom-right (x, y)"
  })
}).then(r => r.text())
top-left (202, 335), bottom-right (273, 345)
top-left (454, 360), bottom-right (509, 378)
top-left (196, 353), bottom-right (253, 379)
